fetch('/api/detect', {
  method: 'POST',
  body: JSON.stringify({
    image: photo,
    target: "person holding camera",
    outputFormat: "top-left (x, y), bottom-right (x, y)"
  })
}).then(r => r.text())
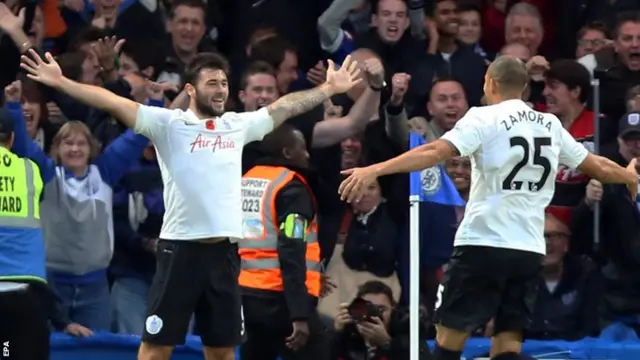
top-left (332, 281), bottom-right (432, 360)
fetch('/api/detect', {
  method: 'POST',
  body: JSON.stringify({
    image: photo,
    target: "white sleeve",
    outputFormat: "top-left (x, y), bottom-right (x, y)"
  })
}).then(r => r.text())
top-left (133, 105), bottom-right (175, 140)
top-left (240, 107), bottom-right (275, 143)
top-left (440, 108), bottom-right (486, 157)
top-left (558, 126), bottom-right (589, 169)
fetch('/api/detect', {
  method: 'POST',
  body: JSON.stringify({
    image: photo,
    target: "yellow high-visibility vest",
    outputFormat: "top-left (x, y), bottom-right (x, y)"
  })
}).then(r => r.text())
top-left (0, 146), bottom-right (42, 228)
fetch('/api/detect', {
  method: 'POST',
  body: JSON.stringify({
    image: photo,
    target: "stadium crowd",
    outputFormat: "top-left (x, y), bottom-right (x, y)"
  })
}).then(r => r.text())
top-left (1, 0), bottom-right (640, 358)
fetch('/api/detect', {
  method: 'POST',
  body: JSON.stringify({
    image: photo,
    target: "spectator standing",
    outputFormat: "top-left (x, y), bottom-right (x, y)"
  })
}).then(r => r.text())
top-left (444, 156), bottom-right (471, 202)
top-left (579, 11), bottom-right (640, 123)
top-left (575, 22), bottom-right (611, 59)
top-left (415, 78), bottom-right (469, 143)
top-left (504, 3), bottom-right (544, 58)
top-left (19, 76), bottom-right (61, 153)
top-left (539, 60), bottom-right (601, 241)
top-left (248, 37), bottom-right (300, 97)
top-left (323, 0), bottom-right (433, 114)
top-left (318, 177), bottom-right (402, 321)
top-left (427, 0), bottom-right (486, 107)
top-left (156, 0), bottom-right (213, 87)
top-left (455, 3), bottom-right (489, 61)
top-left (6, 79), bottom-right (150, 331)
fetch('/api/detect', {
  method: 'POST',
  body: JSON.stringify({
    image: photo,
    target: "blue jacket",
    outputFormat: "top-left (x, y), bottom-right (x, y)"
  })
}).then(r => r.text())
top-left (109, 156), bottom-right (164, 283)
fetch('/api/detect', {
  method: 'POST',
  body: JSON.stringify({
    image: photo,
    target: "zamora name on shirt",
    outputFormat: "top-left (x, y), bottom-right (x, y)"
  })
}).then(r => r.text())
top-left (500, 110), bottom-right (553, 132)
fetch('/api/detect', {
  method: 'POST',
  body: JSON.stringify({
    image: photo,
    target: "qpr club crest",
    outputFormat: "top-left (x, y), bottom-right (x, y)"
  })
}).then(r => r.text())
top-left (421, 166), bottom-right (441, 196)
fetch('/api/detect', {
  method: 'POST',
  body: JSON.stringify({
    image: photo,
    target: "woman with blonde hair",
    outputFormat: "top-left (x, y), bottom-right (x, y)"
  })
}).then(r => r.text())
top-left (4, 80), bottom-right (153, 332)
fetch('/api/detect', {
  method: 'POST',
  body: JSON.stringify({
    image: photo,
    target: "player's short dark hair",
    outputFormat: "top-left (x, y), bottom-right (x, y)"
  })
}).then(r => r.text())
top-left (260, 124), bottom-right (299, 159)
top-left (613, 11), bottom-right (640, 39)
top-left (432, 76), bottom-right (463, 87)
top-left (356, 281), bottom-right (396, 306)
top-left (544, 59), bottom-right (592, 103)
top-left (487, 55), bottom-right (529, 95)
top-left (68, 26), bottom-right (110, 52)
top-left (239, 61), bottom-right (277, 91)
top-left (169, 0), bottom-right (207, 19)
top-left (248, 36), bottom-right (296, 71)
top-left (183, 52), bottom-right (230, 86)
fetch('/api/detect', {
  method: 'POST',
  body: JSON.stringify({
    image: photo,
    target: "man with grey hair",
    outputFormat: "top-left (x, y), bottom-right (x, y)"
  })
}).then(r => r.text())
top-left (338, 55), bottom-right (639, 360)
top-left (505, 2), bottom-right (544, 57)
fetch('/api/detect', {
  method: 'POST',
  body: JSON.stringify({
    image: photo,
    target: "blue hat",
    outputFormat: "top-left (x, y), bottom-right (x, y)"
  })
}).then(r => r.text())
top-left (618, 111), bottom-right (640, 138)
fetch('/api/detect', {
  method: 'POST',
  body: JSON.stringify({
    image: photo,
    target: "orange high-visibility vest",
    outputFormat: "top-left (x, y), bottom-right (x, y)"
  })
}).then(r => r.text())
top-left (238, 165), bottom-right (321, 297)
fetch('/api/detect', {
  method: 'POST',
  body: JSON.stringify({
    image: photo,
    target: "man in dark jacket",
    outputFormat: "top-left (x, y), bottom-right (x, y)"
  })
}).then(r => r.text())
top-left (579, 12), bottom-right (640, 123)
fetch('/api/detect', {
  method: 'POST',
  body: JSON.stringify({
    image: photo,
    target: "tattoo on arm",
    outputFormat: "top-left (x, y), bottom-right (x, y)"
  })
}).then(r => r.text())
top-left (267, 84), bottom-right (333, 127)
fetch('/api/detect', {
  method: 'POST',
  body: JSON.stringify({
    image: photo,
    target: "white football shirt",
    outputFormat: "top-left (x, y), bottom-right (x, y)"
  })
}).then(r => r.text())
top-left (441, 99), bottom-right (589, 255)
top-left (134, 106), bottom-right (274, 241)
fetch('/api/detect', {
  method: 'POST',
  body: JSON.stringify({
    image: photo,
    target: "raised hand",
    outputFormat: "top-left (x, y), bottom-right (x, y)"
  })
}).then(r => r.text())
top-left (307, 61), bottom-right (328, 87)
top-left (325, 55), bottom-right (362, 94)
top-left (146, 81), bottom-right (179, 101)
top-left (0, 3), bottom-right (24, 33)
top-left (390, 73), bottom-right (411, 105)
top-left (20, 50), bottom-right (63, 88)
top-left (338, 165), bottom-right (379, 203)
top-left (4, 80), bottom-right (22, 103)
top-left (363, 57), bottom-right (384, 88)
top-left (92, 36), bottom-right (126, 71)
top-left (323, 99), bottom-right (343, 119)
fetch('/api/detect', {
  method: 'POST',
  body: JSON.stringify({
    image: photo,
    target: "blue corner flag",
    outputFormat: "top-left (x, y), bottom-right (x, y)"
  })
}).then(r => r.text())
top-left (409, 132), bottom-right (466, 206)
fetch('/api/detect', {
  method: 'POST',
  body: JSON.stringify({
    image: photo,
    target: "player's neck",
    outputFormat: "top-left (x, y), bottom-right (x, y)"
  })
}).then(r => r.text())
top-left (492, 94), bottom-right (521, 104)
top-left (188, 105), bottom-right (221, 120)
top-left (558, 104), bottom-right (584, 130)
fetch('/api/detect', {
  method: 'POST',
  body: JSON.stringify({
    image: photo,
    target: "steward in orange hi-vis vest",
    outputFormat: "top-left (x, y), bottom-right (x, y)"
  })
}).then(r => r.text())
top-left (238, 125), bottom-right (330, 360)
top-left (239, 165), bottom-right (321, 297)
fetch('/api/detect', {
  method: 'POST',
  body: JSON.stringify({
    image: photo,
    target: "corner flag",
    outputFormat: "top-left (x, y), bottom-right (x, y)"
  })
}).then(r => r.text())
top-left (409, 132), bottom-right (466, 206)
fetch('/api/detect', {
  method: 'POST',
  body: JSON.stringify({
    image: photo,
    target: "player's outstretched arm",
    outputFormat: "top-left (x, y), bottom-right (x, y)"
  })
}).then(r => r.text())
top-left (20, 50), bottom-right (139, 129)
top-left (267, 55), bottom-right (362, 127)
top-left (338, 139), bottom-right (458, 202)
top-left (578, 154), bottom-right (638, 197)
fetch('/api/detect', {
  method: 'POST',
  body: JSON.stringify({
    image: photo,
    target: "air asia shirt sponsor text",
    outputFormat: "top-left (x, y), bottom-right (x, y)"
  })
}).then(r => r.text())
top-left (189, 133), bottom-right (236, 153)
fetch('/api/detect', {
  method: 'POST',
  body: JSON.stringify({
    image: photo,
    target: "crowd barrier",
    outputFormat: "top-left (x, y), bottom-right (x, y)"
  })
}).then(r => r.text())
top-left (50, 322), bottom-right (640, 359)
